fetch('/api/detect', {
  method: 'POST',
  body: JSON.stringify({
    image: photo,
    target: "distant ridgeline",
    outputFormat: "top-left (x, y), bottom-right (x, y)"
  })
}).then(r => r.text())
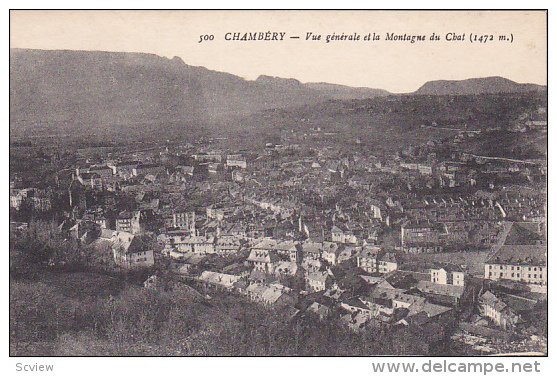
top-left (9, 48), bottom-right (546, 146)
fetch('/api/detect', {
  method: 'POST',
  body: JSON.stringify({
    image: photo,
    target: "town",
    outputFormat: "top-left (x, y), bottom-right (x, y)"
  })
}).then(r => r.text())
top-left (10, 99), bottom-right (547, 356)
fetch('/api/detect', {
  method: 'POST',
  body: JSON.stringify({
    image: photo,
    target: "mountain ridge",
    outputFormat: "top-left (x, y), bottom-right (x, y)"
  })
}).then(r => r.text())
top-left (9, 48), bottom-right (389, 136)
top-left (9, 48), bottom-right (546, 138)
top-left (414, 76), bottom-right (546, 96)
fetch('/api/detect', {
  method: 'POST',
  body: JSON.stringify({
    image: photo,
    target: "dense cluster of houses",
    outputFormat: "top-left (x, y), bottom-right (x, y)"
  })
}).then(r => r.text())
top-left (9, 126), bottom-right (547, 354)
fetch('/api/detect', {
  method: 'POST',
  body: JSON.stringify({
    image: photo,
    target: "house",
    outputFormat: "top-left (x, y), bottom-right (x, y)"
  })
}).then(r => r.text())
top-left (331, 225), bottom-right (357, 244)
top-left (246, 284), bottom-right (296, 307)
top-left (300, 241), bottom-right (323, 261)
top-left (162, 235), bottom-right (214, 257)
top-left (340, 311), bottom-right (374, 332)
top-left (198, 271), bottom-right (240, 291)
top-left (366, 287), bottom-right (425, 313)
top-left (222, 262), bottom-right (252, 278)
top-left (357, 245), bottom-right (382, 273)
top-left (301, 257), bottom-right (322, 274)
top-left (214, 236), bottom-right (242, 256)
top-left (484, 222), bottom-right (546, 285)
top-left (275, 241), bottom-right (302, 263)
top-left (207, 163), bottom-right (222, 174)
top-left (391, 291), bottom-right (426, 310)
top-left (99, 228), bottom-right (116, 240)
top-left (478, 291), bottom-right (521, 330)
top-left (206, 206), bottom-right (226, 220)
top-left (340, 297), bottom-right (374, 319)
top-left (9, 188), bottom-right (31, 210)
top-left (401, 222), bottom-right (443, 253)
top-left (378, 252), bottom-right (398, 274)
top-left (400, 162), bottom-right (434, 175)
top-left (88, 165), bottom-right (114, 179)
top-left (396, 311), bottom-right (430, 327)
top-left (111, 231), bottom-right (155, 269)
top-left (430, 264), bottom-right (466, 286)
top-left (306, 301), bottom-right (331, 320)
top-left (359, 275), bottom-right (394, 289)
top-left (321, 241), bottom-right (343, 265)
top-left (273, 261), bottom-right (299, 277)
top-left (113, 161), bottom-right (139, 178)
top-left (247, 240), bottom-right (280, 273)
top-left (165, 210), bottom-right (195, 231)
top-left (68, 220), bottom-right (102, 245)
top-left (260, 285), bottom-right (296, 307)
top-left (176, 165), bottom-right (195, 176)
top-left (82, 209), bottom-right (112, 229)
top-left (77, 172), bottom-right (103, 190)
top-left (132, 163), bottom-right (165, 177)
top-left (231, 169), bottom-right (245, 182)
top-left (32, 191), bottom-right (53, 212)
top-left (176, 253), bottom-right (206, 275)
top-left (416, 280), bottom-right (465, 305)
top-left (193, 152), bottom-right (222, 163)
top-left (116, 210), bottom-right (144, 235)
top-left (368, 199), bottom-right (385, 221)
top-left (248, 269), bottom-right (274, 285)
top-left (192, 236), bottom-right (216, 255)
top-left (306, 270), bottom-right (334, 292)
top-left (226, 154), bottom-right (247, 169)
top-left (338, 246), bottom-right (357, 265)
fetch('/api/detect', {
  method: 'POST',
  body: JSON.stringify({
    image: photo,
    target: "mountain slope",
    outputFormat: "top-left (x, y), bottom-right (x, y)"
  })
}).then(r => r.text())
top-left (10, 49), bottom-right (546, 140)
top-left (222, 91), bottom-right (547, 155)
top-left (302, 82), bottom-right (389, 99)
top-left (414, 76), bottom-right (546, 96)
top-left (9, 48), bottom-right (388, 136)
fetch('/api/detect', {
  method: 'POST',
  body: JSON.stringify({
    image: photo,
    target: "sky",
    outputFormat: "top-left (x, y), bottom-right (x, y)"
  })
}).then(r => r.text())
top-left (10, 10), bottom-right (547, 93)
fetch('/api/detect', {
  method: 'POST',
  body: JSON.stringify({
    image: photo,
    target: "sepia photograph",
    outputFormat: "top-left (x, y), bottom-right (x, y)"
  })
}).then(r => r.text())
top-left (8, 9), bottom-right (548, 358)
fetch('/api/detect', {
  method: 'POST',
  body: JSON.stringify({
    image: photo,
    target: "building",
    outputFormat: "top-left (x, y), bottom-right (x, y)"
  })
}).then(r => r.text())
top-left (331, 225), bottom-right (357, 244)
top-left (206, 206), bottom-right (227, 221)
top-left (215, 236), bottom-right (242, 256)
top-left (357, 245), bottom-right (382, 273)
top-left (478, 291), bottom-right (521, 330)
top-left (416, 281), bottom-right (465, 305)
top-left (192, 152), bottom-right (222, 163)
top-left (275, 241), bottom-right (302, 263)
top-left (306, 270), bottom-right (334, 292)
top-left (198, 271), bottom-right (240, 291)
top-left (246, 284), bottom-right (296, 307)
top-left (165, 210), bottom-right (195, 231)
top-left (133, 163), bottom-right (165, 177)
top-left (378, 252), bottom-right (398, 274)
top-left (484, 222), bottom-right (546, 285)
top-left (226, 154), bottom-right (247, 169)
top-left (430, 264), bottom-right (465, 286)
top-left (300, 241), bottom-right (323, 261)
top-left (321, 241), bottom-right (344, 265)
top-left (401, 222), bottom-right (440, 245)
top-left (11, 188), bottom-right (53, 212)
top-left (26, 189), bottom-right (53, 211)
top-left (111, 231), bottom-right (155, 269)
top-left (485, 246), bottom-right (547, 285)
top-left (77, 172), bottom-right (104, 190)
top-left (9, 188), bottom-right (30, 210)
top-left (88, 165), bottom-right (114, 180)
top-left (306, 301), bottom-right (331, 320)
top-left (113, 161), bottom-right (139, 178)
top-left (247, 240), bottom-right (280, 273)
top-left (116, 211), bottom-right (144, 235)
top-left (162, 235), bottom-right (216, 257)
